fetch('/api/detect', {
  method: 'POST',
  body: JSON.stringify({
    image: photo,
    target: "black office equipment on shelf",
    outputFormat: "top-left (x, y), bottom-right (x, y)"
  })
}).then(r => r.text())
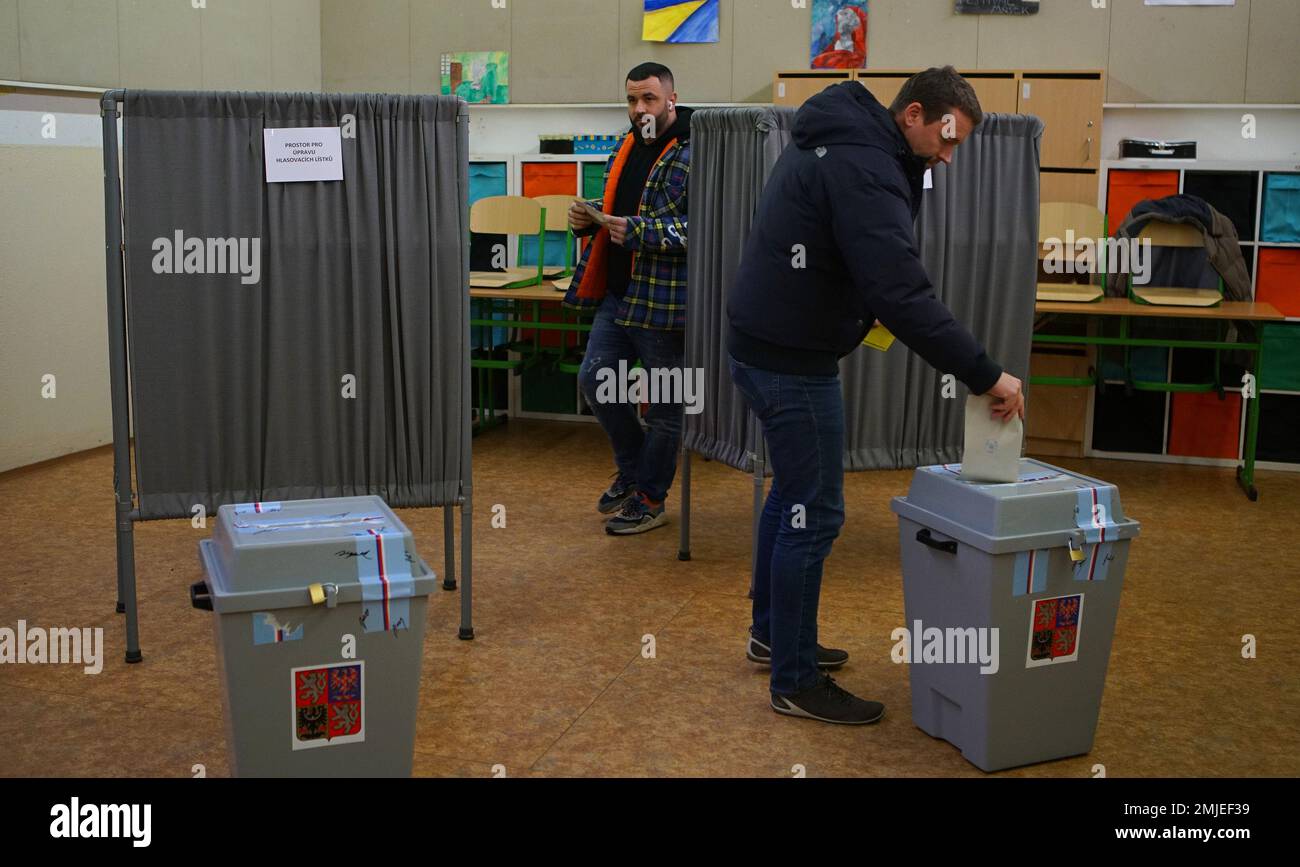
top-left (1120, 139), bottom-right (1197, 160)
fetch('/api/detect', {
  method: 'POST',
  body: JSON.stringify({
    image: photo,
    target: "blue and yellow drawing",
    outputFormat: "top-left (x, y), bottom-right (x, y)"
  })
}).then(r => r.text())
top-left (642, 0), bottom-right (719, 44)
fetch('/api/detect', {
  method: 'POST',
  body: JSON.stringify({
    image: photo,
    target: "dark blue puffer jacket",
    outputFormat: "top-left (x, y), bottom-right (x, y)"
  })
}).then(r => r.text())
top-left (727, 81), bottom-right (1002, 394)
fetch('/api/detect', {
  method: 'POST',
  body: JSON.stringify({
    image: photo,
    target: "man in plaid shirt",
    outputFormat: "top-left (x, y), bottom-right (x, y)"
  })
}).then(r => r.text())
top-left (564, 62), bottom-right (691, 536)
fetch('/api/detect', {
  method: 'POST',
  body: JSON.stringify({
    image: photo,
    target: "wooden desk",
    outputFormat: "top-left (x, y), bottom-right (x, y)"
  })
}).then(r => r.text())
top-left (468, 280), bottom-right (590, 430)
top-left (470, 282), bottom-right (568, 302)
top-left (1032, 297), bottom-right (1283, 501)
top-left (1036, 298), bottom-right (1283, 321)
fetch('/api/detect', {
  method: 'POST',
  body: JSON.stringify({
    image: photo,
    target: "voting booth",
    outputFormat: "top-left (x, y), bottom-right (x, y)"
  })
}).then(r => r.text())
top-left (193, 497), bottom-right (436, 777)
top-left (100, 89), bottom-right (475, 667)
top-left (678, 107), bottom-right (1042, 568)
top-left (891, 459), bottom-right (1140, 772)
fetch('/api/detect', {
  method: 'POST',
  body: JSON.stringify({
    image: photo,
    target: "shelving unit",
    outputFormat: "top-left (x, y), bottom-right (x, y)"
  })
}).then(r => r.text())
top-left (1081, 158), bottom-right (1300, 471)
top-left (469, 152), bottom-right (613, 426)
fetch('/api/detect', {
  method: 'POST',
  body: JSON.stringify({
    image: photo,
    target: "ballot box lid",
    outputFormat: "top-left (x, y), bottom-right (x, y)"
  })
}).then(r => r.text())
top-left (202, 497), bottom-right (429, 601)
top-left (890, 459), bottom-right (1141, 555)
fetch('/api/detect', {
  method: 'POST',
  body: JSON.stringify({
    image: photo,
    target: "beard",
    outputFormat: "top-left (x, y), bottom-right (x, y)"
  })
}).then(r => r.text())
top-left (631, 106), bottom-right (671, 142)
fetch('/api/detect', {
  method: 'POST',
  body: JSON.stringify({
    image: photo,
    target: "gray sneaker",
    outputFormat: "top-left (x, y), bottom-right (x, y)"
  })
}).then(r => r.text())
top-left (597, 473), bottom-right (636, 514)
top-left (604, 493), bottom-right (668, 535)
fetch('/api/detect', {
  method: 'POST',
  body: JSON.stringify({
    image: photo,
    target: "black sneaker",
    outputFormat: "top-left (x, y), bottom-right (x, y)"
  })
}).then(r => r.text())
top-left (770, 674), bottom-right (885, 725)
top-left (597, 472), bottom-right (636, 514)
top-left (604, 493), bottom-right (668, 535)
top-left (747, 634), bottom-right (848, 670)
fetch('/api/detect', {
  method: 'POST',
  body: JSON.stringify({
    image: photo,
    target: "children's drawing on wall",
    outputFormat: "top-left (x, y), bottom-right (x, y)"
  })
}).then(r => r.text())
top-left (810, 0), bottom-right (867, 69)
top-left (440, 52), bottom-right (510, 105)
top-left (642, 0), bottom-right (720, 44)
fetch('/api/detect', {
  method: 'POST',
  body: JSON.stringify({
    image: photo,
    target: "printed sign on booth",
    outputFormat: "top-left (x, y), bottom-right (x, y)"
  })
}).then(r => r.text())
top-left (264, 127), bottom-right (344, 183)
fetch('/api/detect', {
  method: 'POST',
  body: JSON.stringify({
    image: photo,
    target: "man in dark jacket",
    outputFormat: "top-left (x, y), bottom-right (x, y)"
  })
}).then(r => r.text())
top-left (728, 66), bottom-right (1024, 725)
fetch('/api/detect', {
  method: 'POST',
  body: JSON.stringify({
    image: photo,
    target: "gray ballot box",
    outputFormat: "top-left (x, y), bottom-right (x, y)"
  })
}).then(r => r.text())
top-left (890, 459), bottom-right (1140, 772)
top-left (192, 496), bottom-right (436, 777)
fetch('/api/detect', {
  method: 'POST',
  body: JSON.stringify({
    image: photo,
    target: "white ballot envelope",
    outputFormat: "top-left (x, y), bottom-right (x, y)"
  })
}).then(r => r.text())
top-left (959, 393), bottom-right (1023, 484)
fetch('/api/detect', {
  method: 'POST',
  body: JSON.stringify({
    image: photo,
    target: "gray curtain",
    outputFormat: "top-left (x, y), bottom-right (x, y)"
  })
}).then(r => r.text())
top-left (123, 91), bottom-right (469, 519)
top-left (684, 107), bottom-right (1042, 473)
top-left (682, 107), bottom-right (773, 472)
top-left (844, 112), bottom-right (1042, 469)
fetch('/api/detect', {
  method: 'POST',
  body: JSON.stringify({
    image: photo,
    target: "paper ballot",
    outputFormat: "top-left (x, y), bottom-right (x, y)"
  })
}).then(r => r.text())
top-left (959, 393), bottom-right (1024, 484)
top-left (576, 199), bottom-right (611, 227)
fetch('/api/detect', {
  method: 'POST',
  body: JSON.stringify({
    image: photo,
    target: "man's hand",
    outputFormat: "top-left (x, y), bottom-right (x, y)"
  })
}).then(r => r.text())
top-left (568, 201), bottom-right (594, 232)
top-left (607, 216), bottom-right (629, 246)
top-left (985, 372), bottom-right (1024, 422)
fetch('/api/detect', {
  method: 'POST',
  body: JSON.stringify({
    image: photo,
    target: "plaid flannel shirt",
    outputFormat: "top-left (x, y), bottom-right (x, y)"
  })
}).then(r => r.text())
top-left (564, 137), bottom-right (690, 331)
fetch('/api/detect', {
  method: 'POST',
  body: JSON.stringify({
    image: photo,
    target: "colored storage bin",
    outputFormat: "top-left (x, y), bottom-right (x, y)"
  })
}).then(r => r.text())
top-left (1170, 347), bottom-right (1246, 390)
top-left (1092, 388), bottom-right (1165, 454)
top-left (521, 163), bottom-right (579, 277)
top-left (1261, 173), bottom-right (1300, 243)
top-left (470, 346), bottom-right (510, 409)
top-left (519, 231), bottom-right (570, 267)
top-left (1260, 323), bottom-right (1300, 392)
top-left (522, 364), bottom-right (577, 414)
top-left (1167, 391), bottom-right (1242, 459)
top-left (1258, 394), bottom-right (1300, 463)
top-left (469, 161), bottom-right (513, 348)
top-left (1183, 171), bottom-right (1257, 242)
top-left (521, 161), bottom-right (577, 197)
top-left (517, 305), bottom-right (570, 350)
top-left (469, 161), bottom-right (508, 204)
top-left (1098, 346), bottom-right (1167, 384)
top-left (583, 162), bottom-right (608, 200)
top-left (1256, 247), bottom-right (1300, 317)
top-left (1106, 170), bottom-right (1179, 237)
top-left (891, 459), bottom-right (1139, 772)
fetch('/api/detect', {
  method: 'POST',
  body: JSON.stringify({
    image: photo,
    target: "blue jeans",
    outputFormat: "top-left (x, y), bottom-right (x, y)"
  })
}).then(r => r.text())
top-left (728, 354), bottom-right (846, 696)
top-left (577, 295), bottom-right (685, 504)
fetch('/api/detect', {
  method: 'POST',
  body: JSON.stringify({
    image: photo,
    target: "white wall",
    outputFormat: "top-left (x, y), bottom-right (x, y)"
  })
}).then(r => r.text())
top-left (1101, 106), bottom-right (1300, 163)
top-left (466, 105), bottom-right (632, 156)
top-left (0, 135), bottom-right (111, 473)
top-left (464, 103), bottom-right (1300, 164)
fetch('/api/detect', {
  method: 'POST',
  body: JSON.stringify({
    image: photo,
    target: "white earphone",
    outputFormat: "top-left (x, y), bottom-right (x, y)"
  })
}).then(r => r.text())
top-left (669, 101), bottom-right (675, 109)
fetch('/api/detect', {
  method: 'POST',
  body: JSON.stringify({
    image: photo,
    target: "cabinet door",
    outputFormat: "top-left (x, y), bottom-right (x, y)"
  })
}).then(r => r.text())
top-left (1026, 349), bottom-right (1093, 457)
top-left (967, 75), bottom-right (1019, 115)
top-left (858, 72), bottom-right (1016, 119)
top-left (853, 74), bottom-right (911, 110)
top-left (773, 72), bottom-right (853, 106)
top-left (1019, 76), bottom-right (1103, 170)
top-left (1041, 170), bottom-right (1100, 207)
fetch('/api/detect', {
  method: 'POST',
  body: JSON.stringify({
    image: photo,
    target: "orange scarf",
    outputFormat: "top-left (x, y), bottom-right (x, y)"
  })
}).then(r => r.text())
top-left (574, 132), bottom-right (680, 301)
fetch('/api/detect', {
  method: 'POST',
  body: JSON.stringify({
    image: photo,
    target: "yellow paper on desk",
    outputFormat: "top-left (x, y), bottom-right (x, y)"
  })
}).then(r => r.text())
top-left (863, 322), bottom-right (896, 351)
top-left (959, 393), bottom-right (1023, 484)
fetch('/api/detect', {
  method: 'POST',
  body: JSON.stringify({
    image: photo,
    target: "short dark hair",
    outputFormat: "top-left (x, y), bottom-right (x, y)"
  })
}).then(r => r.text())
top-left (627, 62), bottom-right (674, 91)
top-left (889, 65), bottom-right (983, 127)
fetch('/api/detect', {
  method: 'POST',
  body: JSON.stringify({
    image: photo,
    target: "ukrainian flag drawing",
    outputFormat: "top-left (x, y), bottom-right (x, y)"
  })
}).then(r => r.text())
top-left (643, 0), bottom-right (719, 43)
